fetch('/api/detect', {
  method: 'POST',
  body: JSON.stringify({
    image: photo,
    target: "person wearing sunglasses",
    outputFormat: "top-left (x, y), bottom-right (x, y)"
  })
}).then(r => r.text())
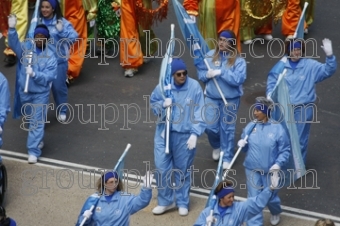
top-left (195, 30), bottom-right (247, 170)
top-left (8, 16), bottom-right (57, 164)
top-left (150, 58), bottom-right (206, 216)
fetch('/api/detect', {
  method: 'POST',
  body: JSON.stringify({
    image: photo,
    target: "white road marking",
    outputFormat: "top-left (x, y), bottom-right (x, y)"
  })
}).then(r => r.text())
top-left (1, 149), bottom-right (340, 224)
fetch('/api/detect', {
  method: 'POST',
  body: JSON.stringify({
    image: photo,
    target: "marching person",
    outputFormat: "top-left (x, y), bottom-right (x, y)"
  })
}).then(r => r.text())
top-left (183, 0), bottom-right (241, 51)
top-left (75, 170), bottom-right (153, 226)
top-left (8, 16), bottom-right (57, 164)
top-left (39, 0), bottom-right (78, 122)
top-left (194, 179), bottom-right (279, 226)
top-left (195, 30), bottom-right (247, 169)
top-left (0, 72), bottom-right (10, 151)
top-left (150, 58), bottom-right (206, 216)
top-left (237, 97), bottom-right (291, 226)
top-left (266, 38), bottom-right (337, 164)
top-left (59, 0), bottom-right (87, 84)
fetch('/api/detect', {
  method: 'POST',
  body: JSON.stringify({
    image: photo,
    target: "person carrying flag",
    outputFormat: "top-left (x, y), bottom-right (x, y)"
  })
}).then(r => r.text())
top-left (266, 38), bottom-right (337, 164)
top-left (195, 30), bottom-right (247, 169)
top-left (38, 0), bottom-right (78, 122)
top-left (75, 170), bottom-right (153, 226)
top-left (237, 96), bottom-right (291, 226)
top-left (150, 58), bottom-right (206, 216)
top-left (8, 16), bottom-right (57, 164)
top-left (194, 179), bottom-right (278, 226)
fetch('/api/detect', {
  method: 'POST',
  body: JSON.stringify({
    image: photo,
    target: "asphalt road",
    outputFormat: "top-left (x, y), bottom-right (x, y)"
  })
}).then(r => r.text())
top-left (1, 0), bottom-right (339, 219)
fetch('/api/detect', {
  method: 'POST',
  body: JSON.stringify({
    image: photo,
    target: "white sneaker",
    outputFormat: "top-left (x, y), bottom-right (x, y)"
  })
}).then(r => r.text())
top-left (57, 113), bottom-right (66, 122)
top-left (270, 214), bottom-right (280, 225)
top-left (28, 155), bottom-right (38, 164)
top-left (152, 203), bottom-right (176, 215)
top-left (212, 148), bottom-right (220, 161)
top-left (263, 34), bottom-right (273, 41)
top-left (223, 161), bottom-right (230, 170)
top-left (178, 207), bottom-right (188, 216)
top-left (124, 68), bottom-right (138, 77)
top-left (243, 40), bottom-right (252, 45)
top-left (38, 141), bottom-right (44, 149)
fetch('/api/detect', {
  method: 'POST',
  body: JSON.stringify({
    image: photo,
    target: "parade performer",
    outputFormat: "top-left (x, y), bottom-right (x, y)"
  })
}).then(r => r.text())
top-left (282, 0), bottom-right (302, 38)
top-left (150, 58), bottom-right (206, 216)
top-left (82, 0), bottom-right (98, 53)
top-left (1, 0), bottom-right (28, 66)
top-left (0, 72), bottom-right (10, 150)
top-left (59, 0), bottom-right (87, 83)
top-left (183, 0), bottom-right (241, 51)
top-left (8, 16), bottom-right (57, 164)
top-left (194, 180), bottom-right (278, 226)
top-left (39, 0), bottom-right (78, 122)
top-left (238, 97), bottom-right (290, 226)
top-left (76, 171), bottom-right (153, 226)
top-left (119, 0), bottom-right (168, 77)
top-left (266, 39), bottom-right (337, 164)
top-left (196, 30), bottom-right (246, 169)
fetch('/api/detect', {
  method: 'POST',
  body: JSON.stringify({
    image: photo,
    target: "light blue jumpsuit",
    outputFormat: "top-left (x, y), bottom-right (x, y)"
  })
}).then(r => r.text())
top-left (76, 187), bottom-right (152, 226)
top-left (39, 16), bottom-right (78, 115)
top-left (196, 50), bottom-right (247, 163)
top-left (150, 76), bottom-right (206, 209)
top-left (0, 72), bottom-right (11, 150)
top-left (194, 187), bottom-right (274, 226)
top-left (8, 28), bottom-right (57, 158)
top-left (267, 56), bottom-right (337, 163)
top-left (241, 121), bottom-right (290, 225)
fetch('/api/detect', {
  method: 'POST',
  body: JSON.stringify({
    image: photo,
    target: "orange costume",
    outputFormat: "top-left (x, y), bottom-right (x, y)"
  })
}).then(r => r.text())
top-left (183, 0), bottom-right (241, 52)
top-left (282, 0), bottom-right (302, 37)
top-left (60, 0), bottom-right (88, 81)
top-left (120, 0), bottom-right (143, 72)
top-left (119, 0), bottom-right (167, 77)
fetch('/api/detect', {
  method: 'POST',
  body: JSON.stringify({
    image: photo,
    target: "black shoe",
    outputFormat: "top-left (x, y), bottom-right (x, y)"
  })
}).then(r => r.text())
top-left (4, 55), bottom-right (16, 66)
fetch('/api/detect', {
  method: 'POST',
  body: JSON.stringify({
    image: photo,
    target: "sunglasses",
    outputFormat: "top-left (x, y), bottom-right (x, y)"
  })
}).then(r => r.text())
top-left (175, 71), bottom-right (187, 77)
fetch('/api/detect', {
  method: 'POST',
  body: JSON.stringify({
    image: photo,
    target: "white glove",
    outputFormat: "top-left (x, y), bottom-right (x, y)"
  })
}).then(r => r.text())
top-left (163, 98), bottom-right (172, 108)
top-left (206, 215), bottom-right (216, 225)
top-left (82, 209), bottom-right (93, 219)
top-left (0, 126), bottom-right (2, 135)
top-left (237, 139), bottom-right (248, 148)
top-left (270, 171), bottom-right (280, 189)
top-left (266, 94), bottom-right (273, 103)
top-left (56, 19), bottom-right (63, 32)
top-left (321, 38), bottom-right (333, 56)
top-left (206, 69), bottom-right (221, 79)
top-left (269, 163), bottom-right (280, 171)
top-left (142, 171), bottom-right (154, 188)
top-left (186, 134), bottom-right (197, 150)
top-left (190, 15), bottom-right (196, 23)
top-left (8, 14), bottom-right (17, 28)
top-left (26, 67), bottom-right (35, 77)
